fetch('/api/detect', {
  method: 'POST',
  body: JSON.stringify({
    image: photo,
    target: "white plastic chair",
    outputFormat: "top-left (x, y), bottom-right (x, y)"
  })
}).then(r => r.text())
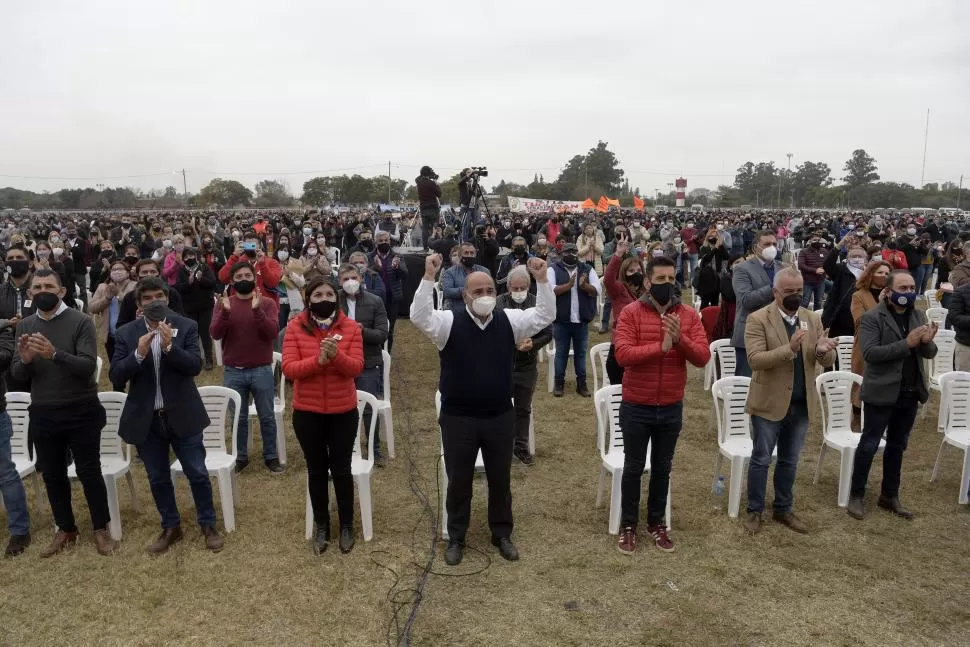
top-left (835, 336), bottom-right (854, 373)
top-left (213, 338), bottom-right (224, 366)
top-left (246, 352), bottom-right (287, 465)
top-left (304, 390), bottom-right (379, 541)
top-left (434, 391), bottom-right (486, 540)
top-left (374, 349), bottom-right (395, 459)
top-left (925, 289), bottom-right (941, 309)
top-left (930, 371), bottom-right (970, 504)
top-left (812, 372), bottom-right (883, 507)
top-left (926, 307), bottom-right (948, 328)
top-left (546, 339), bottom-right (574, 393)
top-left (589, 342), bottom-right (612, 394)
top-left (67, 392), bottom-right (139, 540)
top-left (95, 356), bottom-right (103, 384)
top-left (433, 284), bottom-right (444, 311)
top-left (928, 329), bottom-right (956, 428)
top-left (4, 392), bottom-right (41, 506)
top-left (594, 385), bottom-right (672, 534)
top-left (705, 340), bottom-right (735, 390)
top-left (173, 386), bottom-right (241, 532)
top-left (711, 376), bottom-right (758, 518)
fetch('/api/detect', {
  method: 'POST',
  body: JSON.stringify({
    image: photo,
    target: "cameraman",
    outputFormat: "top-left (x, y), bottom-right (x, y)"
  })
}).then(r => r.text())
top-left (416, 166), bottom-right (441, 252)
top-left (458, 168), bottom-right (482, 243)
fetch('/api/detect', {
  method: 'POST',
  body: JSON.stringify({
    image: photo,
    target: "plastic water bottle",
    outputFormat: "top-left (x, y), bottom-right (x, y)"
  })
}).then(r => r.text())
top-left (712, 475), bottom-right (726, 510)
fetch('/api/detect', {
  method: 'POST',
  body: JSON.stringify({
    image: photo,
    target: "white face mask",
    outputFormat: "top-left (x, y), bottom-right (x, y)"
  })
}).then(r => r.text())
top-left (470, 296), bottom-right (496, 317)
top-left (907, 228), bottom-right (916, 235)
top-left (510, 290), bottom-right (528, 304)
top-left (306, 248), bottom-right (318, 257)
top-left (760, 245), bottom-right (778, 262)
top-left (342, 279), bottom-right (361, 295)
top-left (53, 247), bottom-right (64, 257)
top-left (716, 224), bottom-right (724, 231)
top-left (278, 250), bottom-right (289, 261)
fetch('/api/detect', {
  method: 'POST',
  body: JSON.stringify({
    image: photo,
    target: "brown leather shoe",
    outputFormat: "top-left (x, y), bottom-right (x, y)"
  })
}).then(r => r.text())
top-left (772, 511), bottom-right (809, 534)
top-left (40, 530), bottom-right (78, 558)
top-left (742, 512), bottom-right (762, 535)
top-left (93, 529), bottom-right (118, 556)
top-left (877, 495), bottom-right (914, 519)
top-left (148, 527), bottom-right (184, 555)
top-left (202, 525), bottom-right (224, 552)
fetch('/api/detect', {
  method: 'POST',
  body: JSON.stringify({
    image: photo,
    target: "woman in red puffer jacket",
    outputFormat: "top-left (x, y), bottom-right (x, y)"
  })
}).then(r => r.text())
top-left (282, 275), bottom-right (364, 556)
top-left (603, 238), bottom-right (645, 384)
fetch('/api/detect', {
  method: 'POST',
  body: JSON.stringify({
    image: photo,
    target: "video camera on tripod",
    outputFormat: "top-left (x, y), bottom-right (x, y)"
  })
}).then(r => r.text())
top-left (462, 166), bottom-right (488, 180)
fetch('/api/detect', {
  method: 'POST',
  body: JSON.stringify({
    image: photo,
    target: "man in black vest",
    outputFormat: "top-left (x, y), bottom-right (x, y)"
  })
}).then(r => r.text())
top-left (411, 253), bottom-right (554, 566)
top-left (548, 242), bottom-right (601, 397)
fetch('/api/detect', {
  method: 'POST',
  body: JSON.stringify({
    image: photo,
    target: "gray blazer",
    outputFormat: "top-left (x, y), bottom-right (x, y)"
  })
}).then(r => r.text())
top-left (859, 302), bottom-right (937, 406)
top-left (341, 290), bottom-right (389, 369)
top-left (730, 257), bottom-right (784, 348)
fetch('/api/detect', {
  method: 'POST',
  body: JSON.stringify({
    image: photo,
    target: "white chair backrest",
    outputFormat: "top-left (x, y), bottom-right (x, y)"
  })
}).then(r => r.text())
top-left (716, 342), bottom-right (737, 380)
top-left (589, 342), bottom-right (611, 393)
top-left (353, 390), bottom-right (380, 463)
top-left (926, 307), bottom-right (948, 327)
top-left (814, 371), bottom-right (861, 438)
top-left (198, 386), bottom-right (242, 457)
top-left (711, 377), bottom-right (751, 445)
top-left (95, 356), bottom-right (103, 384)
top-left (97, 392), bottom-right (128, 460)
top-left (382, 349), bottom-right (392, 401)
top-left (931, 329), bottom-right (956, 380)
top-left (925, 289), bottom-right (941, 309)
top-left (271, 351), bottom-right (285, 404)
top-left (5, 392), bottom-right (30, 460)
top-left (940, 371), bottom-right (970, 432)
top-left (835, 336), bottom-right (855, 372)
top-left (594, 385), bottom-right (623, 458)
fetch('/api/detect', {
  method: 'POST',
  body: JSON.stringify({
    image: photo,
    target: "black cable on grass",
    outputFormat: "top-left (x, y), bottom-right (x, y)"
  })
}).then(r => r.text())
top-left (370, 351), bottom-right (491, 647)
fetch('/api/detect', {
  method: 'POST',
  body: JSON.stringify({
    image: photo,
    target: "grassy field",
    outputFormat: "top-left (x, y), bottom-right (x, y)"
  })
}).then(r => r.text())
top-left (2, 318), bottom-right (970, 647)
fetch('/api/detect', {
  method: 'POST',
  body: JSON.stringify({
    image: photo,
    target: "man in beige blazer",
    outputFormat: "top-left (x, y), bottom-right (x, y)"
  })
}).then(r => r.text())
top-left (742, 267), bottom-right (838, 535)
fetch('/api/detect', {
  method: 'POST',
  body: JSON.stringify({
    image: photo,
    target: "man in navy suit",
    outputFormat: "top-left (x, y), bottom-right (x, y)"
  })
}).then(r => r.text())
top-left (110, 277), bottom-right (224, 554)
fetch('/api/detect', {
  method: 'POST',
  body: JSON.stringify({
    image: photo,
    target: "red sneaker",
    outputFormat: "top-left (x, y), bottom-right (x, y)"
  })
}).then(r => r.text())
top-left (617, 526), bottom-right (637, 555)
top-left (647, 524), bottom-right (675, 552)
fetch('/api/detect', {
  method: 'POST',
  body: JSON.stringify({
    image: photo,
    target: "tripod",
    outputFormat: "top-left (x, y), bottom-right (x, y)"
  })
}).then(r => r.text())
top-left (459, 175), bottom-right (491, 241)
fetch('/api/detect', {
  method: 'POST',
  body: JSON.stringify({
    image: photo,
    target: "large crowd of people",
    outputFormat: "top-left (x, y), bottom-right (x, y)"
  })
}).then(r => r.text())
top-left (0, 196), bottom-right (968, 560)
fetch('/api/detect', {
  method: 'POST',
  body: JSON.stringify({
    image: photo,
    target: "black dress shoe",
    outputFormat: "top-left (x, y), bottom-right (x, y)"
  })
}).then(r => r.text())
top-left (877, 495), bottom-right (913, 519)
top-left (576, 382), bottom-right (591, 398)
top-left (234, 459), bottom-right (250, 474)
top-left (313, 524), bottom-right (331, 555)
top-left (265, 458), bottom-right (284, 474)
top-left (148, 527), bottom-right (184, 555)
top-left (553, 383), bottom-right (565, 398)
top-left (513, 449), bottom-right (535, 466)
top-left (444, 540), bottom-right (464, 566)
top-left (491, 536), bottom-right (519, 561)
top-left (4, 533), bottom-right (30, 557)
top-left (204, 358), bottom-right (214, 371)
top-left (338, 526), bottom-right (355, 554)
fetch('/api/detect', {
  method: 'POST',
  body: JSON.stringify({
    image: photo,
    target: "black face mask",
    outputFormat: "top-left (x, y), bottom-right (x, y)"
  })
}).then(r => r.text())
top-left (628, 272), bottom-right (643, 286)
top-left (234, 280), bottom-right (256, 295)
top-left (649, 282), bottom-right (673, 305)
top-left (124, 255), bottom-right (138, 265)
top-left (244, 248), bottom-right (257, 259)
top-left (782, 294), bottom-right (802, 312)
top-left (203, 241), bottom-right (213, 249)
top-left (184, 258), bottom-right (197, 268)
top-left (562, 254), bottom-right (578, 266)
top-left (34, 291), bottom-right (60, 312)
top-left (461, 257), bottom-right (476, 269)
top-left (377, 242), bottom-right (391, 254)
top-left (309, 299), bottom-right (337, 319)
top-left (810, 241), bottom-right (821, 249)
top-left (101, 250), bottom-right (113, 259)
top-left (359, 240), bottom-right (373, 249)
top-left (7, 260), bottom-right (28, 278)
top-left (707, 237), bottom-right (717, 243)
top-left (513, 246), bottom-right (527, 256)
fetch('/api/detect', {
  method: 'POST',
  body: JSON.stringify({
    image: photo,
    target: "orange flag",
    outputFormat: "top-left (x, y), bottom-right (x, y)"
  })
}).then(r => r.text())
top-left (597, 196), bottom-right (609, 212)
top-left (633, 195), bottom-right (645, 210)
top-left (606, 198), bottom-right (621, 208)
top-left (581, 198), bottom-right (595, 209)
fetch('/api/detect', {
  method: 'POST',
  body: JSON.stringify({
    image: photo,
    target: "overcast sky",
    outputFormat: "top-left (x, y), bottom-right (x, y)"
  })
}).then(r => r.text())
top-left (2, 0), bottom-right (968, 198)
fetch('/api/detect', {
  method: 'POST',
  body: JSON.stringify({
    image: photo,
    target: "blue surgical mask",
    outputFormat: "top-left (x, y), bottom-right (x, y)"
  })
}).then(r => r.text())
top-left (889, 290), bottom-right (915, 310)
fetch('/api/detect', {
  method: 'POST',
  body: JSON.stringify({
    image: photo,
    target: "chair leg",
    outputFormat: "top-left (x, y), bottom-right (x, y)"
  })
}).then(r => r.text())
top-left (665, 480), bottom-right (672, 529)
top-left (930, 440), bottom-right (947, 482)
top-left (216, 468), bottom-right (236, 532)
top-left (813, 443), bottom-right (827, 485)
top-left (440, 456), bottom-right (449, 540)
top-left (105, 475), bottom-right (122, 541)
top-left (528, 412), bottom-right (535, 456)
top-left (595, 466), bottom-right (606, 508)
top-left (728, 457), bottom-right (744, 518)
top-left (275, 412), bottom-right (286, 465)
top-left (837, 447), bottom-right (854, 507)
top-left (357, 474), bottom-right (374, 541)
top-left (608, 469), bottom-right (622, 535)
top-left (959, 448), bottom-right (970, 506)
top-left (304, 479), bottom-right (313, 541)
top-left (547, 357), bottom-right (554, 393)
top-left (125, 471), bottom-right (141, 513)
top-left (382, 408), bottom-right (395, 459)
top-left (712, 453), bottom-right (723, 491)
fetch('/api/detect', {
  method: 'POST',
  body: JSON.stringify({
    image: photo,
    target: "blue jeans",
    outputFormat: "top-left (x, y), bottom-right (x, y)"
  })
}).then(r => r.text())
top-left (735, 347), bottom-right (752, 378)
top-left (600, 295), bottom-right (612, 330)
top-left (139, 418), bottom-right (216, 528)
top-left (356, 365), bottom-right (382, 458)
top-left (747, 402), bottom-right (809, 514)
top-left (553, 322), bottom-right (588, 384)
top-left (0, 412), bottom-right (29, 536)
top-left (914, 265), bottom-right (932, 295)
top-left (801, 282), bottom-right (825, 309)
top-left (224, 365), bottom-right (278, 462)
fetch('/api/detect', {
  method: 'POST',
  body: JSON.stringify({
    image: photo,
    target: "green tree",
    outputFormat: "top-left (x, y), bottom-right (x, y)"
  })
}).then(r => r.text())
top-left (554, 141), bottom-right (626, 198)
top-left (336, 174), bottom-right (375, 204)
top-left (842, 149), bottom-right (879, 187)
top-left (164, 186), bottom-right (179, 199)
top-left (254, 179), bottom-right (295, 207)
top-left (196, 178), bottom-right (253, 207)
top-left (302, 176), bottom-right (337, 205)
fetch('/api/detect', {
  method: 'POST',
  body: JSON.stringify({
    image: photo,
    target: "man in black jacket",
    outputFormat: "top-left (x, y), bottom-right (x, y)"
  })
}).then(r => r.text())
top-left (63, 222), bottom-right (90, 311)
top-left (115, 259), bottom-right (185, 330)
top-left (497, 265), bottom-right (552, 466)
top-left (416, 166), bottom-right (441, 252)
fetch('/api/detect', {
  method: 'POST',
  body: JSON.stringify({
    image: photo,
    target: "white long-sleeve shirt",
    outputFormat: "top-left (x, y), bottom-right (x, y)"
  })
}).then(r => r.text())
top-left (410, 278), bottom-right (555, 351)
top-left (546, 266), bottom-right (601, 324)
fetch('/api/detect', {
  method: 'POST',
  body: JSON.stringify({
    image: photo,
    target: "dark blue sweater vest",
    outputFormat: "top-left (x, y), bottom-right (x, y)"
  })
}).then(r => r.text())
top-left (439, 307), bottom-right (515, 418)
top-left (552, 261), bottom-right (596, 324)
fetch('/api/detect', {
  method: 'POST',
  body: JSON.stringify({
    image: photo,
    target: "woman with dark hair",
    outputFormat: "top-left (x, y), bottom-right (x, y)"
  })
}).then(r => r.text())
top-left (175, 247), bottom-right (218, 370)
top-left (696, 226), bottom-right (730, 309)
top-left (602, 238), bottom-right (645, 384)
top-left (34, 240), bottom-right (77, 308)
top-left (712, 254), bottom-right (743, 341)
top-left (282, 276), bottom-right (364, 556)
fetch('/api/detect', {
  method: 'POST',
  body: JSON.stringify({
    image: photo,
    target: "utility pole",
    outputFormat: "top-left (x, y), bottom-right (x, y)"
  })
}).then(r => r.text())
top-left (584, 157), bottom-right (588, 198)
top-left (920, 108), bottom-right (930, 186)
top-left (182, 168), bottom-right (188, 203)
top-left (959, 174), bottom-right (964, 211)
top-left (786, 153), bottom-right (793, 208)
top-left (387, 161), bottom-right (392, 203)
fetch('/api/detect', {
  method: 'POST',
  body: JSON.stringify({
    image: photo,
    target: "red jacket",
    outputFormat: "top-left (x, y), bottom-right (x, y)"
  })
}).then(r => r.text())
top-left (282, 310), bottom-right (364, 415)
top-left (218, 255), bottom-right (284, 303)
top-left (613, 297), bottom-right (711, 406)
top-left (603, 253), bottom-right (638, 331)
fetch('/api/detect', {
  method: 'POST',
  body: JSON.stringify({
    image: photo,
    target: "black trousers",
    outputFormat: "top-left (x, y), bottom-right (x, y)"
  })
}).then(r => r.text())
top-left (606, 342), bottom-right (625, 386)
top-left (386, 299), bottom-right (398, 353)
top-left (619, 401), bottom-right (682, 528)
top-left (186, 307), bottom-right (214, 361)
top-left (440, 409), bottom-right (515, 542)
top-left (293, 408), bottom-right (359, 529)
top-left (512, 368), bottom-right (537, 454)
top-left (32, 400), bottom-right (110, 532)
top-left (420, 207), bottom-right (439, 250)
top-left (851, 393), bottom-right (919, 499)
top-left (104, 336), bottom-right (125, 391)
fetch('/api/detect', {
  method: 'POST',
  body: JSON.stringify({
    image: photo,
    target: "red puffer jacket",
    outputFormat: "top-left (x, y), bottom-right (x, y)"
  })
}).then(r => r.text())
top-left (613, 297), bottom-right (711, 406)
top-left (282, 310), bottom-right (364, 414)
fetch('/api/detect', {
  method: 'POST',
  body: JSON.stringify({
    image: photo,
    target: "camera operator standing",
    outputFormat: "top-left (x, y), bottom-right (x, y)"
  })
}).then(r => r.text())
top-left (416, 166), bottom-right (441, 253)
top-left (458, 167), bottom-right (488, 243)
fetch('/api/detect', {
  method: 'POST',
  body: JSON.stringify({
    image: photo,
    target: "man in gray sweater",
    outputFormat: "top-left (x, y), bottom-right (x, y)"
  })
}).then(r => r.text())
top-left (10, 269), bottom-right (115, 557)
